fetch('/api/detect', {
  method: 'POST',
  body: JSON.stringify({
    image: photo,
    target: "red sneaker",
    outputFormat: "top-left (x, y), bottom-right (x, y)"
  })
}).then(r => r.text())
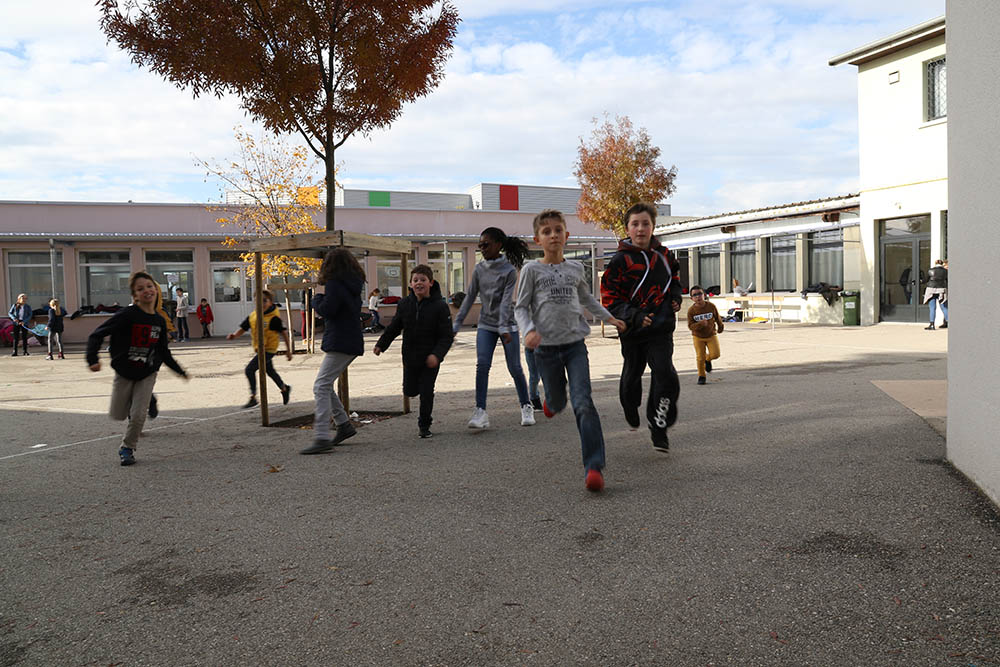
top-left (585, 469), bottom-right (604, 493)
top-left (542, 401), bottom-right (556, 418)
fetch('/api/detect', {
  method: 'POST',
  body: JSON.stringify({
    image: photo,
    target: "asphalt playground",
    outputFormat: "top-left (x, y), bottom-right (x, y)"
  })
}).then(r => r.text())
top-left (1, 321), bottom-right (997, 666)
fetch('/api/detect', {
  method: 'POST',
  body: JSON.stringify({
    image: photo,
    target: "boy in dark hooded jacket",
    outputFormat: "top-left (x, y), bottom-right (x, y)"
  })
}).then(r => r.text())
top-left (374, 265), bottom-right (454, 438)
top-left (600, 202), bottom-right (683, 452)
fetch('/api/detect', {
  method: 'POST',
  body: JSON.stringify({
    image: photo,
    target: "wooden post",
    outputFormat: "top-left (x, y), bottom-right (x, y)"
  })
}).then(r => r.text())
top-left (254, 252), bottom-right (269, 426)
top-left (401, 251), bottom-right (410, 415)
top-left (337, 367), bottom-right (350, 413)
top-left (284, 288), bottom-right (295, 354)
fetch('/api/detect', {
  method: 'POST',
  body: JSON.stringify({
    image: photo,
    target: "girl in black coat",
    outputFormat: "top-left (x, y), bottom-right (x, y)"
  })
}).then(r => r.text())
top-left (46, 298), bottom-right (67, 359)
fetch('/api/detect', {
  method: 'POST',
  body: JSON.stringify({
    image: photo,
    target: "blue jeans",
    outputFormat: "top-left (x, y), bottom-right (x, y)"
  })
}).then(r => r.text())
top-left (533, 339), bottom-right (606, 472)
top-left (476, 327), bottom-right (529, 409)
top-left (928, 296), bottom-right (948, 324)
top-left (524, 347), bottom-right (541, 401)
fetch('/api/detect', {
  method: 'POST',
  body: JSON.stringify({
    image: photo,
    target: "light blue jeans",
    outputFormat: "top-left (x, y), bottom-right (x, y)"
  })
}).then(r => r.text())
top-left (533, 339), bottom-right (606, 472)
top-left (928, 296), bottom-right (948, 324)
top-left (476, 327), bottom-right (529, 409)
top-left (313, 351), bottom-right (356, 439)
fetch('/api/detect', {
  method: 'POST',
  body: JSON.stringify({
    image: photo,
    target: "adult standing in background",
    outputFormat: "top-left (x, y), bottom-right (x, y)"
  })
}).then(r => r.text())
top-left (8, 293), bottom-right (32, 356)
top-left (924, 259), bottom-right (948, 330)
top-left (174, 287), bottom-right (190, 342)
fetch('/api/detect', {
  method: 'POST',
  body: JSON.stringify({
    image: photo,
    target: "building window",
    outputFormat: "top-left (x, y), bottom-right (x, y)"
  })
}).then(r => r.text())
top-left (926, 56), bottom-right (946, 121)
top-left (6, 251), bottom-right (64, 305)
top-left (674, 249), bottom-right (689, 292)
top-left (767, 236), bottom-right (796, 292)
top-left (145, 250), bottom-right (195, 304)
top-left (427, 250), bottom-right (465, 296)
top-left (729, 239), bottom-right (756, 292)
top-left (375, 251), bottom-right (417, 297)
top-left (697, 244), bottom-right (721, 293)
top-left (79, 251), bottom-right (132, 307)
top-left (808, 230), bottom-right (843, 287)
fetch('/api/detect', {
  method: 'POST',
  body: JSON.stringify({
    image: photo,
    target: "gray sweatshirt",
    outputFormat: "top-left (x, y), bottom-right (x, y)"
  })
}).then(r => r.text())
top-left (514, 259), bottom-right (613, 346)
top-left (453, 257), bottom-right (518, 333)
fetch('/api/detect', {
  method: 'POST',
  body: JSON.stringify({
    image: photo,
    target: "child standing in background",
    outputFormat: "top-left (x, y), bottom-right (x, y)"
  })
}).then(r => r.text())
top-left (86, 271), bottom-right (188, 466)
top-left (368, 288), bottom-right (382, 329)
top-left (46, 298), bottom-right (67, 360)
top-left (196, 298), bottom-right (214, 338)
top-left (374, 265), bottom-right (454, 439)
top-left (452, 226), bottom-right (535, 429)
top-left (174, 287), bottom-right (190, 342)
top-left (686, 285), bottom-right (723, 385)
top-left (515, 210), bottom-right (626, 493)
top-left (8, 294), bottom-right (32, 356)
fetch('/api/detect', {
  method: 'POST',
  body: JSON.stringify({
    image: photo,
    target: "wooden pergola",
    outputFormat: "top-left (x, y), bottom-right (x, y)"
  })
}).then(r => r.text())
top-left (248, 230), bottom-right (412, 426)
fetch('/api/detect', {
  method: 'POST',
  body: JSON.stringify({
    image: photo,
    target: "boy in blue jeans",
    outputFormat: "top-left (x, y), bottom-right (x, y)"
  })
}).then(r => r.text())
top-left (515, 209), bottom-right (626, 492)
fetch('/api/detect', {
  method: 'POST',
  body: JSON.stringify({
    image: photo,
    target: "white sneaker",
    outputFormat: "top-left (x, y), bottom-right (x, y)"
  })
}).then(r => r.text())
top-left (520, 403), bottom-right (536, 426)
top-left (468, 407), bottom-right (490, 429)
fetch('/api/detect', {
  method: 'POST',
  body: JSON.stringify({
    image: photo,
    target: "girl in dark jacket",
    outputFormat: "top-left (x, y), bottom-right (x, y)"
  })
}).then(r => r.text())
top-left (46, 298), bottom-right (67, 359)
top-left (374, 265), bottom-right (455, 438)
top-left (301, 248), bottom-right (366, 455)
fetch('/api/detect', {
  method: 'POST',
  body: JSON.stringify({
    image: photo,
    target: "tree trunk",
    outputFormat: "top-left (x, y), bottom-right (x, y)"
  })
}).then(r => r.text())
top-left (325, 140), bottom-right (336, 231)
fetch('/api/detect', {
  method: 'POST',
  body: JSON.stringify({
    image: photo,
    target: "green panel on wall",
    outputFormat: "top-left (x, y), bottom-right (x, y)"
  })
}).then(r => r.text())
top-left (368, 191), bottom-right (391, 207)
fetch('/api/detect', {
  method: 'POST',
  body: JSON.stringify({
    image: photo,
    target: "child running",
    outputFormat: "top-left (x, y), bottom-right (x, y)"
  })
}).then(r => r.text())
top-left (686, 285), bottom-right (723, 385)
top-left (46, 298), bottom-right (67, 360)
top-left (227, 290), bottom-right (292, 409)
top-left (600, 202), bottom-right (682, 452)
top-left (301, 249), bottom-right (365, 455)
top-left (86, 271), bottom-right (188, 466)
top-left (374, 265), bottom-right (454, 439)
top-left (147, 282), bottom-right (177, 420)
top-left (515, 209), bottom-right (626, 493)
top-left (452, 226), bottom-right (535, 429)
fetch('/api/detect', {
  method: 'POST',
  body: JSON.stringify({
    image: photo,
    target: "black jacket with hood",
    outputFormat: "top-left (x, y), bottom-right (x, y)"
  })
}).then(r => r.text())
top-left (375, 281), bottom-right (454, 366)
top-left (600, 237), bottom-right (683, 339)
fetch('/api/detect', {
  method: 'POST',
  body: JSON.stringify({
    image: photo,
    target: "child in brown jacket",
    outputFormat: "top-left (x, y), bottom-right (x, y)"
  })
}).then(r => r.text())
top-left (686, 285), bottom-right (723, 385)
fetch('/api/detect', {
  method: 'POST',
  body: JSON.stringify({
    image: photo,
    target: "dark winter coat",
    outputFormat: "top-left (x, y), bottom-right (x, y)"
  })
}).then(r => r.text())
top-left (313, 274), bottom-right (365, 357)
top-left (47, 306), bottom-right (67, 333)
top-left (600, 237), bottom-right (683, 339)
top-left (375, 281), bottom-right (454, 366)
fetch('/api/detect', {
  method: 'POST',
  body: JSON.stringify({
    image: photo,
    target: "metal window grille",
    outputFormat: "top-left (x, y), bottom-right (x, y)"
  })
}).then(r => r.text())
top-left (927, 57), bottom-right (947, 121)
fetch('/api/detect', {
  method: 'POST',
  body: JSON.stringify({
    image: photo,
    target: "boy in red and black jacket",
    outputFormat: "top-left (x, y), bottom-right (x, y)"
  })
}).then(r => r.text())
top-left (600, 202), bottom-right (683, 452)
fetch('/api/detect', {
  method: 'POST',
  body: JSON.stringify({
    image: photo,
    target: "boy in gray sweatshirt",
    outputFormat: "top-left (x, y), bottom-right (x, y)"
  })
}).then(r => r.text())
top-left (515, 209), bottom-right (626, 493)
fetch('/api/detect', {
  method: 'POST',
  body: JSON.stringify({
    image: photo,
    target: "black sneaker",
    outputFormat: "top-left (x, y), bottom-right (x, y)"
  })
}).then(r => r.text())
top-left (119, 446), bottom-right (136, 466)
top-left (148, 394), bottom-right (159, 419)
top-left (300, 438), bottom-right (333, 455)
top-left (531, 396), bottom-right (543, 411)
top-left (419, 427), bottom-right (433, 438)
top-left (281, 384), bottom-right (292, 405)
top-left (650, 427), bottom-right (669, 453)
top-left (940, 322), bottom-right (948, 329)
top-left (243, 396), bottom-right (258, 409)
top-left (925, 324), bottom-right (935, 330)
top-left (623, 404), bottom-right (641, 429)
top-left (705, 360), bottom-right (713, 373)
top-left (697, 376), bottom-right (706, 385)
top-left (330, 422), bottom-right (357, 446)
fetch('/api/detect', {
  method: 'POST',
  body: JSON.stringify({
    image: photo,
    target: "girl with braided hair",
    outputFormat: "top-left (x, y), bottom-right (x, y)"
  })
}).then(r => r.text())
top-left (453, 226), bottom-right (536, 429)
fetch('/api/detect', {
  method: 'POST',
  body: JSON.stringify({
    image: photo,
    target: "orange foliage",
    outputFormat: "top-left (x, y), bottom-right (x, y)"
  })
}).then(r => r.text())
top-left (574, 114), bottom-right (677, 237)
top-left (99, 0), bottom-right (460, 230)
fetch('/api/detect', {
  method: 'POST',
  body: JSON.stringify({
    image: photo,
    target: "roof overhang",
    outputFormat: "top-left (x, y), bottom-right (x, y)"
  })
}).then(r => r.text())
top-left (829, 16), bottom-right (945, 67)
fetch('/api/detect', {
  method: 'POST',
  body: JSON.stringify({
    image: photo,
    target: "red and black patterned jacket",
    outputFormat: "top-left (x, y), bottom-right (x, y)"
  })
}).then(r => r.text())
top-left (600, 237), bottom-right (683, 339)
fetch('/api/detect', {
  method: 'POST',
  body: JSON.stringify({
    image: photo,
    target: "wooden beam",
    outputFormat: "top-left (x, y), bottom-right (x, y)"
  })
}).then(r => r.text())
top-left (265, 282), bottom-right (318, 290)
top-left (249, 230), bottom-right (410, 255)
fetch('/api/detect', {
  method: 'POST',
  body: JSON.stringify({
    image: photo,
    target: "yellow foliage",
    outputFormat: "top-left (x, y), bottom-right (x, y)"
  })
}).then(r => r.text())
top-left (198, 126), bottom-right (330, 279)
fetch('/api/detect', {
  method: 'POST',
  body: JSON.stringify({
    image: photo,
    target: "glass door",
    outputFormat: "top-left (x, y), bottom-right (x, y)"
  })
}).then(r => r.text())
top-left (880, 238), bottom-right (930, 322)
top-left (211, 264), bottom-right (253, 335)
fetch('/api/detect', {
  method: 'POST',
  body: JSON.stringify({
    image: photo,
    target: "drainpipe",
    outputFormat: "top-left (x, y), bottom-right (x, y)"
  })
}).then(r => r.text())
top-left (49, 238), bottom-right (59, 301)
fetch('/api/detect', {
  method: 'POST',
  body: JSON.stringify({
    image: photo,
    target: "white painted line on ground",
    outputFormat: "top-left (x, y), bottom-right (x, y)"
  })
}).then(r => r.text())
top-left (0, 407), bottom-right (256, 462)
top-left (0, 402), bottom-right (218, 420)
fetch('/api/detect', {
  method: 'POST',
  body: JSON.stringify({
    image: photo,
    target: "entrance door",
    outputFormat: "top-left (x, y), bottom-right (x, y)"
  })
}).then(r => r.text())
top-left (880, 238), bottom-right (930, 322)
top-left (211, 264), bottom-right (253, 334)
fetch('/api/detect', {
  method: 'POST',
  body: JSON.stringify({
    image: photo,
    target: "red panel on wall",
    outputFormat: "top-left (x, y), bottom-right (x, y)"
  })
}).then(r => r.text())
top-left (498, 185), bottom-right (519, 211)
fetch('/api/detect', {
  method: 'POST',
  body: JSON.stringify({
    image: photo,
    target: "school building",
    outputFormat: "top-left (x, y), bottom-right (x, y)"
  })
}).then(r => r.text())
top-left (0, 183), bottom-right (628, 343)
top-left (657, 15), bottom-right (949, 328)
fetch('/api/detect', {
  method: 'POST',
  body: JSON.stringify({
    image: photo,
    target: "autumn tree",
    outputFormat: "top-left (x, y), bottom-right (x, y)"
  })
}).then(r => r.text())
top-left (573, 114), bottom-right (677, 238)
top-left (199, 126), bottom-right (325, 280)
top-left (99, 0), bottom-right (460, 231)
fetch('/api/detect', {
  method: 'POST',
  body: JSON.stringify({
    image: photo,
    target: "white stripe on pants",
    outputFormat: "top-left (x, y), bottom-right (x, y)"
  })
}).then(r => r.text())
top-left (313, 352), bottom-right (356, 439)
top-left (109, 372), bottom-right (158, 449)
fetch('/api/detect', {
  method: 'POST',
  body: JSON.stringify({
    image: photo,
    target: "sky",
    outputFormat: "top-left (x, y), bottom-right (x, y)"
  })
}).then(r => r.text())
top-left (0, 0), bottom-right (944, 217)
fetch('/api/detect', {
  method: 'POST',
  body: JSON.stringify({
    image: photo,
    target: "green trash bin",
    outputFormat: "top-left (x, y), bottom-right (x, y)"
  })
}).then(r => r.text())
top-left (841, 291), bottom-right (860, 326)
